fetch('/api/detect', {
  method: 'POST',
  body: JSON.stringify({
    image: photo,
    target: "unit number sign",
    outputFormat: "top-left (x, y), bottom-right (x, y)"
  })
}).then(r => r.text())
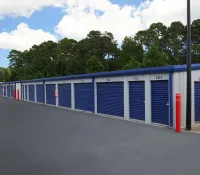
top-left (156, 76), bottom-right (163, 80)
top-left (133, 77), bottom-right (139, 80)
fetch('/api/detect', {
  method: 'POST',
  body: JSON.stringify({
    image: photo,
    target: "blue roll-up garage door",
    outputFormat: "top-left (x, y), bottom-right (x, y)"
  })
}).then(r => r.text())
top-left (194, 82), bottom-right (200, 122)
top-left (21, 85), bottom-right (24, 100)
top-left (25, 85), bottom-right (28, 100)
top-left (46, 84), bottom-right (56, 105)
top-left (74, 83), bottom-right (93, 112)
top-left (151, 80), bottom-right (169, 125)
top-left (58, 83), bottom-right (71, 108)
top-left (4, 86), bottom-right (6, 96)
top-left (10, 85), bottom-right (13, 98)
top-left (36, 84), bottom-right (44, 103)
top-left (28, 85), bottom-right (35, 102)
top-left (129, 81), bottom-right (145, 121)
top-left (7, 85), bottom-right (10, 98)
top-left (0, 86), bottom-right (3, 96)
top-left (97, 82), bottom-right (124, 117)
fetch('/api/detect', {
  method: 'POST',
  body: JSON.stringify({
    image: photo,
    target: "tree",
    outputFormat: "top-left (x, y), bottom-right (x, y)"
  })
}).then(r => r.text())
top-left (0, 68), bottom-right (11, 82)
top-left (191, 19), bottom-right (200, 63)
top-left (135, 22), bottom-right (167, 50)
top-left (123, 57), bottom-right (141, 70)
top-left (142, 45), bottom-right (168, 67)
top-left (85, 56), bottom-right (105, 73)
top-left (5, 19), bottom-right (200, 81)
top-left (119, 36), bottom-right (144, 67)
top-left (77, 30), bottom-right (119, 60)
top-left (166, 21), bottom-right (186, 64)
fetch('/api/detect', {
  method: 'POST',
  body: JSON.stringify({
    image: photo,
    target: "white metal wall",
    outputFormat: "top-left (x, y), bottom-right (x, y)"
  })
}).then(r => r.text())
top-left (173, 70), bottom-right (200, 128)
top-left (16, 83), bottom-right (21, 99)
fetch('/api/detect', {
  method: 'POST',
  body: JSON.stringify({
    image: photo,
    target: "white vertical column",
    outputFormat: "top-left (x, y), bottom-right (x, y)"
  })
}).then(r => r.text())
top-left (94, 80), bottom-right (97, 114)
top-left (145, 76), bottom-right (151, 124)
top-left (56, 82), bottom-right (58, 107)
top-left (44, 83), bottom-right (46, 104)
top-left (34, 84), bottom-right (37, 102)
top-left (124, 77), bottom-right (129, 120)
top-left (71, 82), bottom-right (75, 109)
top-left (19, 83), bottom-right (21, 100)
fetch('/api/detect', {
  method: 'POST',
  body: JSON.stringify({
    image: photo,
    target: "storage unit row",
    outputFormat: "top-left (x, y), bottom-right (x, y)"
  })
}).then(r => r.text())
top-left (1, 64), bottom-right (200, 128)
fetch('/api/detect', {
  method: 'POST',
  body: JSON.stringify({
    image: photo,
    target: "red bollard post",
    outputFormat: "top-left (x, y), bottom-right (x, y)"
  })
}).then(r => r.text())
top-left (54, 90), bottom-right (57, 97)
top-left (176, 93), bottom-right (181, 133)
top-left (17, 89), bottom-right (20, 100)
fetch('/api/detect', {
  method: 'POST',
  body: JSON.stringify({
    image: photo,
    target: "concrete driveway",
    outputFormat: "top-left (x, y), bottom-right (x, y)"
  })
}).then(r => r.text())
top-left (0, 97), bottom-right (200, 175)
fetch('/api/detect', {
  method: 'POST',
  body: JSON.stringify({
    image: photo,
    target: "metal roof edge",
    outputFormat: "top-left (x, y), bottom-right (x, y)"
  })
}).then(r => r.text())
top-left (1, 64), bottom-right (200, 84)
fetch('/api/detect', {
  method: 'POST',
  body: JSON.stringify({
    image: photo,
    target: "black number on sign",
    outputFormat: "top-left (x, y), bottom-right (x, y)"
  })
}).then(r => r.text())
top-left (156, 76), bottom-right (163, 80)
top-left (106, 78), bottom-right (111, 82)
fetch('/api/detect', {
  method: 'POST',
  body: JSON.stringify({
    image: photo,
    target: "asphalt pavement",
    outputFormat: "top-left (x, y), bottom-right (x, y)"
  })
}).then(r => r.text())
top-left (0, 97), bottom-right (200, 175)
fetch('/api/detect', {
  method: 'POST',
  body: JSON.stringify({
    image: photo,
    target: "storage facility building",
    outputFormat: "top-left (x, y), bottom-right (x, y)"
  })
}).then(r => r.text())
top-left (1, 64), bottom-right (200, 128)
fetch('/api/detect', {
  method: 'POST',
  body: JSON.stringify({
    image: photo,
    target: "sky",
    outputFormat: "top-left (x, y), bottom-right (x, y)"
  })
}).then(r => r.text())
top-left (0, 0), bottom-right (200, 67)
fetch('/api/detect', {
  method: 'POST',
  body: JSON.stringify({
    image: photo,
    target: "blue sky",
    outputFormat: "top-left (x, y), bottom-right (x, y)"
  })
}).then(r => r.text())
top-left (0, 7), bottom-right (64, 67)
top-left (0, 0), bottom-right (192, 67)
top-left (0, 0), bottom-right (144, 68)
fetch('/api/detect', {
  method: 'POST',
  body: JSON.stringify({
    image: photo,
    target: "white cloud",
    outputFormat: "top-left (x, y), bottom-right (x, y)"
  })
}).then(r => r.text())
top-left (1, 0), bottom-right (200, 50)
top-left (0, 0), bottom-right (64, 19)
top-left (55, 0), bottom-right (200, 44)
top-left (0, 23), bottom-right (57, 51)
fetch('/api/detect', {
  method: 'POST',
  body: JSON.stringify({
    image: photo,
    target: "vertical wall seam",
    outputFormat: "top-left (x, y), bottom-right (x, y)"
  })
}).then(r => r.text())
top-left (169, 72), bottom-right (173, 127)
top-left (92, 77), bottom-right (95, 113)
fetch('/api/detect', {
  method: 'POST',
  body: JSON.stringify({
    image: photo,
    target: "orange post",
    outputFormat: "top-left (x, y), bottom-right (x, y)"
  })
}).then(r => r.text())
top-left (176, 93), bottom-right (181, 133)
top-left (54, 90), bottom-right (57, 97)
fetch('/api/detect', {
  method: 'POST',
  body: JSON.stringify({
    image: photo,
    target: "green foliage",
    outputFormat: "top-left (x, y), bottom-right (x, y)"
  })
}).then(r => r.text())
top-left (4, 18), bottom-right (200, 81)
top-left (85, 56), bottom-right (105, 73)
top-left (0, 67), bottom-right (11, 82)
top-left (142, 45), bottom-right (168, 67)
top-left (119, 36), bottom-right (144, 68)
top-left (123, 57), bottom-right (141, 70)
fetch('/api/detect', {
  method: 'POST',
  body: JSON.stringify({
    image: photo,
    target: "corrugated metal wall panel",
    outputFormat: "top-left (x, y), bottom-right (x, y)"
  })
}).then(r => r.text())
top-left (28, 85), bottom-right (35, 102)
top-left (97, 82), bottom-right (124, 117)
top-left (74, 83), bottom-right (93, 112)
top-left (194, 82), bottom-right (200, 122)
top-left (151, 80), bottom-right (169, 125)
top-left (46, 84), bottom-right (56, 105)
top-left (129, 81), bottom-right (145, 121)
top-left (25, 85), bottom-right (28, 100)
top-left (58, 83), bottom-right (71, 108)
top-left (36, 84), bottom-right (44, 103)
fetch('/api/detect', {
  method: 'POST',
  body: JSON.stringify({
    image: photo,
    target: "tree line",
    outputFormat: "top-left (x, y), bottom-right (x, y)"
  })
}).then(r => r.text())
top-left (1, 19), bottom-right (200, 82)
